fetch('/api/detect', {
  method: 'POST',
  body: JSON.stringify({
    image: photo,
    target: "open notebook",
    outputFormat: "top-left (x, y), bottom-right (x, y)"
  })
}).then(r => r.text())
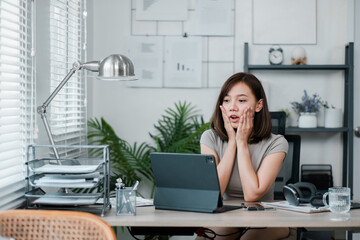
top-left (150, 152), bottom-right (242, 213)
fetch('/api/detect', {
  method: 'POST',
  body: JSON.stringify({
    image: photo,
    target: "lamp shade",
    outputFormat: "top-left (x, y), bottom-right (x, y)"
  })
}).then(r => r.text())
top-left (97, 54), bottom-right (137, 81)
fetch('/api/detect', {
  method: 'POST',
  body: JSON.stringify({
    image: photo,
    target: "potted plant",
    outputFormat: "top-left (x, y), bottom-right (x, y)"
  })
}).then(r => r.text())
top-left (279, 108), bottom-right (291, 127)
top-left (87, 101), bottom-right (210, 198)
top-left (323, 102), bottom-right (343, 128)
top-left (290, 90), bottom-right (323, 128)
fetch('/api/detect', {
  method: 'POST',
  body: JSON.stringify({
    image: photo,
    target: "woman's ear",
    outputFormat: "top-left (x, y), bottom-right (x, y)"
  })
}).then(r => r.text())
top-left (255, 99), bottom-right (263, 112)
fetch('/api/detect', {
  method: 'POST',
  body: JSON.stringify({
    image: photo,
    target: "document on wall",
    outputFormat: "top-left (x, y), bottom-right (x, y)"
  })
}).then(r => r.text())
top-left (126, 36), bottom-right (163, 88)
top-left (192, 0), bottom-right (233, 36)
top-left (164, 37), bottom-right (202, 88)
top-left (136, 0), bottom-right (188, 21)
top-left (261, 201), bottom-right (329, 213)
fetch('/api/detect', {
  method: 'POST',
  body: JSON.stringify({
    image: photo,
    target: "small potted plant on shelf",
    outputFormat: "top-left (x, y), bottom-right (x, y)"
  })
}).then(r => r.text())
top-left (323, 101), bottom-right (343, 128)
top-left (279, 108), bottom-right (291, 127)
top-left (290, 90), bottom-right (323, 128)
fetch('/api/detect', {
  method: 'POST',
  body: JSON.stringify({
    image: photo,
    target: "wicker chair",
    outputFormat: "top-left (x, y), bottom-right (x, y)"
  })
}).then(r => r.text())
top-left (0, 209), bottom-right (116, 240)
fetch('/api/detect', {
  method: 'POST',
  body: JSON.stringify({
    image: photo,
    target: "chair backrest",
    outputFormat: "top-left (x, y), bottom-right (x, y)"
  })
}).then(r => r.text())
top-left (0, 210), bottom-right (116, 240)
top-left (274, 134), bottom-right (301, 200)
top-left (270, 111), bottom-right (286, 136)
top-left (301, 164), bottom-right (333, 194)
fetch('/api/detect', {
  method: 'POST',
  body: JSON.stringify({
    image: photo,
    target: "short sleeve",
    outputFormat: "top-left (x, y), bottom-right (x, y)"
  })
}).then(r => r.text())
top-left (266, 135), bottom-right (289, 156)
top-left (200, 129), bottom-right (217, 151)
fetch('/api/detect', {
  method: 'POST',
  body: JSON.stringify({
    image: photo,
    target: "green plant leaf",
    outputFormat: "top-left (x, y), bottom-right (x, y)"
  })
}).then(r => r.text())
top-left (86, 101), bottom-right (210, 199)
top-left (149, 101), bottom-right (210, 154)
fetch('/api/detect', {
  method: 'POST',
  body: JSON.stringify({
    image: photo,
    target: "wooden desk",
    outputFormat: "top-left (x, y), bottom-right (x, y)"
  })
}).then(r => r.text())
top-left (102, 201), bottom-right (360, 231)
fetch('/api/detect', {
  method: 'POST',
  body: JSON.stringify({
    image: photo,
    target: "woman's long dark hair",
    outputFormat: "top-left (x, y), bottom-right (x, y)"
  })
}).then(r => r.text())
top-left (210, 72), bottom-right (272, 144)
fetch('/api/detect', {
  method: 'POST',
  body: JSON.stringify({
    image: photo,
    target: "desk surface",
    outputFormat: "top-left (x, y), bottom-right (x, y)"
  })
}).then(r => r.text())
top-left (102, 200), bottom-right (360, 230)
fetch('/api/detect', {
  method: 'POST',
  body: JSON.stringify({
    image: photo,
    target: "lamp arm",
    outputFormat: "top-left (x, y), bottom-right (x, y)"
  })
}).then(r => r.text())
top-left (37, 61), bottom-right (85, 159)
top-left (39, 61), bottom-right (82, 111)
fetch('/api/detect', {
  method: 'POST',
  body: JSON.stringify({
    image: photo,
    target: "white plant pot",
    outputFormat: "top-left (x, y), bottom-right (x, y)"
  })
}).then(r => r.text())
top-left (298, 112), bottom-right (317, 128)
top-left (317, 107), bottom-right (325, 127)
top-left (325, 108), bottom-right (342, 128)
top-left (288, 109), bottom-right (298, 127)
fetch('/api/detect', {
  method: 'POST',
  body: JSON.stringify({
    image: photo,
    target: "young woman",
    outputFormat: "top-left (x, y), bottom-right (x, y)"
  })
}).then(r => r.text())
top-left (200, 72), bottom-right (290, 240)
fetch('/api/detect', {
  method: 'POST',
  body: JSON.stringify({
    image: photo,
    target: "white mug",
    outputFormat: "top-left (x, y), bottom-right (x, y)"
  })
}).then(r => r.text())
top-left (322, 187), bottom-right (351, 214)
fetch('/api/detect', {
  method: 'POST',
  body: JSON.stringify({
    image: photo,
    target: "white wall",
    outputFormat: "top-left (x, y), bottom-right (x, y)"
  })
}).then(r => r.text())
top-left (35, 1), bottom-right (52, 146)
top-left (88, 0), bottom-right (355, 191)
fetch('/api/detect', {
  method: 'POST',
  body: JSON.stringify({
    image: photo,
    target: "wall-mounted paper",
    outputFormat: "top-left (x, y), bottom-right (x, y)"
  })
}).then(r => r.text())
top-left (193, 0), bottom-right (233, 36)
top-left (136, 0), bottom-right (188, 21)
top-left (126, 36), bottom-right (163, 88)
top-left (253, 0), bottom-right (316, 44)
top-left (164, 37), bottom-right (202, 88)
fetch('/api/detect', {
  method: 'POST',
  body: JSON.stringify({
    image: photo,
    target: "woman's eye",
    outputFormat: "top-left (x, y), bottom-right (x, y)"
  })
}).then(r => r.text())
top-left (239, 99), bottom-right (246, 103)
top-left (223, 99), bottom-right (230, 103)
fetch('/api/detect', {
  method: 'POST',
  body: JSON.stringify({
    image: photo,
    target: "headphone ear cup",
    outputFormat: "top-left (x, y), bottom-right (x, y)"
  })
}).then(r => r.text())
top-left (294, 182), bottom-right (317, 196)
top-left (283, 184), bottom-right (301, 206)
top-left (310, 194), bottom-right (325, 208)
top-left (290, 183), bottom-right (304, 199)
top-left (294, 182), bottom-right (318, 203)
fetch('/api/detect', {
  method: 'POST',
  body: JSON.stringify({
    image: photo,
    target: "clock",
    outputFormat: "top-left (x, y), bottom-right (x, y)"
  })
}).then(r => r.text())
top-left (269, 46), bottom-right (283, 65)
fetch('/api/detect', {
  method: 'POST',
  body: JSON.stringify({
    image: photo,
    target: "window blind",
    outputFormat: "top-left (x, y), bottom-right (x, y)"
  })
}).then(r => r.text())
top-left (0, 0), bottom-right (34, 210)
top-left (49, 0), bottom-right (86, 158)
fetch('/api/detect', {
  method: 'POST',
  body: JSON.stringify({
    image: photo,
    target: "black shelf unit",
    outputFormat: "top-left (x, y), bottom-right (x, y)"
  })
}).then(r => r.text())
top-left (244, 42), bottom-right (354, 193)
top-left (286, 127), bottom-right (348, 133)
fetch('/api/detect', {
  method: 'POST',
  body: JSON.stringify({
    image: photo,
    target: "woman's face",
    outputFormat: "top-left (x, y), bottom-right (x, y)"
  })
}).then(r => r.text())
top-left (222, 82), bottom-right (263, 128)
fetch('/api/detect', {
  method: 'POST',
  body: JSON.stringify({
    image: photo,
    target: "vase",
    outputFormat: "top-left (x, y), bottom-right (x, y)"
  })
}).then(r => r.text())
top-left (298, 112), bottom-right (317, 128)
top-left (325, 108), bottom-right (342, 128)
top-left (288, 108), bottom-right (298, 127)
top-left (317, 107), bottom-right (325, 127)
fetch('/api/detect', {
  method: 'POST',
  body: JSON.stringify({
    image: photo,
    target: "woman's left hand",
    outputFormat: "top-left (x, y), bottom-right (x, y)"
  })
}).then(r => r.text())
top-left (236, 106), bottom-right (254, 144)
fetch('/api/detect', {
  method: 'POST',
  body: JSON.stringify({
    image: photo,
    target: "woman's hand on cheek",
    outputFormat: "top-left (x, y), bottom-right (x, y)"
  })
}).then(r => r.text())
top-left (220, 105), bottom-right (236, 142)
top-left (236, 107), bottom-right (254, 143)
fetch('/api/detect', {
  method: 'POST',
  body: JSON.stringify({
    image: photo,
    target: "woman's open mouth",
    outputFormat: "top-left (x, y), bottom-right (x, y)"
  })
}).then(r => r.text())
top-left (229, 115), bottom-right (239, 122)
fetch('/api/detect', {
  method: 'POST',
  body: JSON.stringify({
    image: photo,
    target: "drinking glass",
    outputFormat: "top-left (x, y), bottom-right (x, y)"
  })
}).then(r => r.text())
top-left (323, 187), bottom-right (350, 221)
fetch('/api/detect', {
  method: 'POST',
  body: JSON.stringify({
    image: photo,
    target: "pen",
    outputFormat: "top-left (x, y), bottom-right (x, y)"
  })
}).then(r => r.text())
top-left (132, 180), bottom-right (139, 191)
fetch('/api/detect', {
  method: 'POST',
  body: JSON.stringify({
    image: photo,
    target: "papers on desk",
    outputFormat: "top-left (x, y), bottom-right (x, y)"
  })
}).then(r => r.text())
top-left (33, 163), bottom-right (103, 174)
top-left (261, 201), bottom-right (330, 213)
top-left (33, 192), bottom-right (101, 206)
top-left (35, 196), bottom-right (99, 206)
top-left (101, 197), bottom-right (154, 207)
top-left (136, 197), bottom-right (154, 207)
top-left (34, 175), bottom-right (99, 188)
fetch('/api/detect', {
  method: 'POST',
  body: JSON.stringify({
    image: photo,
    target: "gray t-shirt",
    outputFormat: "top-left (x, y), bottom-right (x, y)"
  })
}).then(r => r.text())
top-left (200, 129), bottom-right (288, 201)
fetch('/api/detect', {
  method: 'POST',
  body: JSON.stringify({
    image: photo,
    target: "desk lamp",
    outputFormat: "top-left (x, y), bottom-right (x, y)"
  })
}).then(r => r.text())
top-left (37, 54), bottom-right (137, 158)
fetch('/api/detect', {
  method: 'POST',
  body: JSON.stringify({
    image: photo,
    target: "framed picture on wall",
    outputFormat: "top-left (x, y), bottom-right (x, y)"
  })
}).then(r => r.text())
top-left (136, 0), bottom-right (188, 21)
top-left (126, 36), bottom-right (163, 88)
top-left (164, 37), bottom-right (202, 88)
top-left (252, 0), bottom-right (317, 44)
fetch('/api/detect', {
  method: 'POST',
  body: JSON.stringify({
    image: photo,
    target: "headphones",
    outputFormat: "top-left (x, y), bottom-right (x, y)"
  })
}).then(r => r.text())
top-left (283, 182), bottom-right (324, 208)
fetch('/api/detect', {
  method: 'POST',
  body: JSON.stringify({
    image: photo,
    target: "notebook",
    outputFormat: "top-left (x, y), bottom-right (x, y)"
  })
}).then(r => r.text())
top-left (150, 152), bottom-right (243, 213)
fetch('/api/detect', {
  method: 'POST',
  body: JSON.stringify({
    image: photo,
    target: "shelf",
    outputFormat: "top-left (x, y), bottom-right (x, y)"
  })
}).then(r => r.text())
top-left (244, 42), bottom-right (354, 191)
top-left (247, 65), bottom-right (349, 70)
top-left (286, 127), bottom-right (348, 133)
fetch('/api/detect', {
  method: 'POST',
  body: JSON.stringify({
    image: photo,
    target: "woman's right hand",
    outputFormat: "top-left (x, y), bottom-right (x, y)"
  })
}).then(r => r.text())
top-left (220, 105), bottom-right (236, 142)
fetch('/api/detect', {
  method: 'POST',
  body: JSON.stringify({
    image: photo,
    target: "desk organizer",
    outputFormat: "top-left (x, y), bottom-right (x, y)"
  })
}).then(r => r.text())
top-left (116, 187), bottom-right (136, 215)
top-left (25, 145), bottom-right (111, 217)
